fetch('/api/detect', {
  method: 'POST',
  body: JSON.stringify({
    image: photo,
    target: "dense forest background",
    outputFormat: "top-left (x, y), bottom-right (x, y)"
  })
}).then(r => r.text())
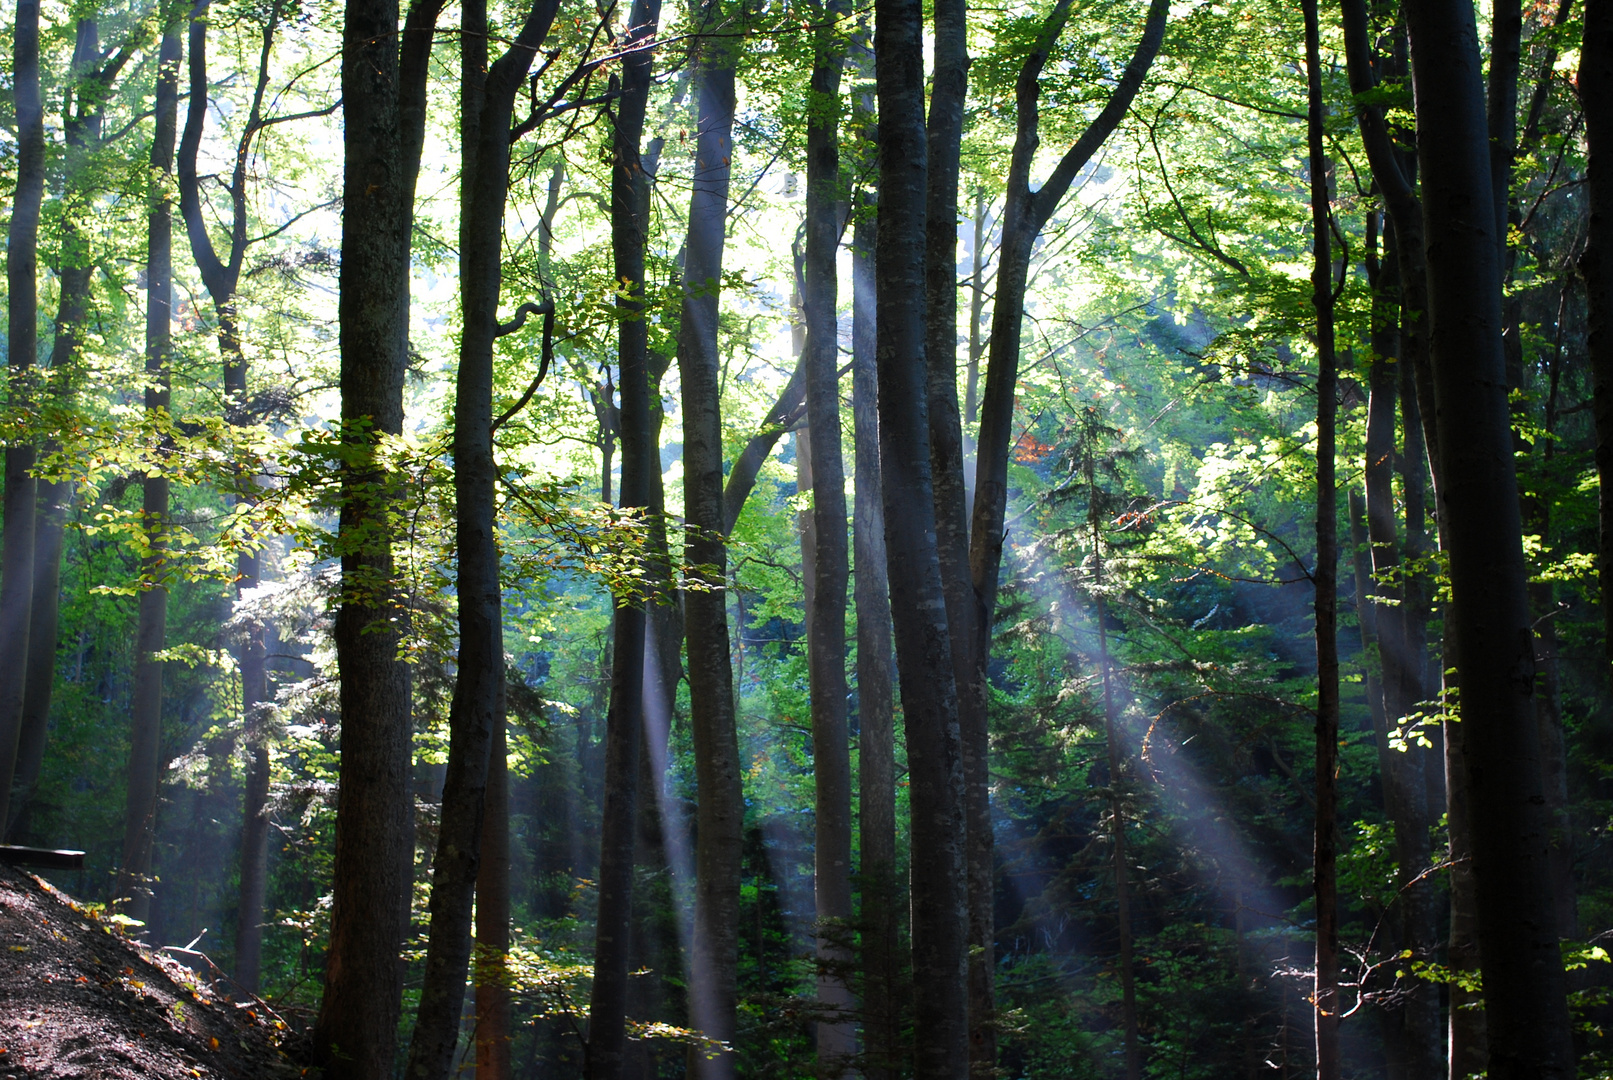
top-left (0, 0), bottom-right (1608, 1076)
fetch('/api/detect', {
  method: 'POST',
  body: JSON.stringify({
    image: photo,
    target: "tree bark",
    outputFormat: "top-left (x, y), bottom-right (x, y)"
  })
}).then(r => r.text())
top-left (476, 719), bottom-right (512, 1080)
top-left (851, 78), bottom-right (899, 1074)
top-left (314, 0), bottom-right (445, 1072)
top-left (404, 2), bottom-right (557, 1075)
top-left (119, 22), bottom-right (183, 924)
top-left (177, 0), bottom-right (281, 990)
top-left (803, 4), bottom-right (855, 1073)
top-left (965, 2), bottom-right (1168, 936)
top-left (587, 2), bottom-right (662, 1074)
top-left (0, 0), bottom-right (46, 838)
top-left (1584, 0), bottom-right (1613, 684)
top-left (1404, 3), bottom-right (1574, 1075)
top-left (873, 0), bottom-right (967, 1073)
top-left (1301, 5), bottom-right (1340, 1074)
top-left (676, 6), bottom-right (744, 1072)
top-left (920, 0), bottom-right (988, 1070)
top-left (8, 18), bottom-right (115, 839)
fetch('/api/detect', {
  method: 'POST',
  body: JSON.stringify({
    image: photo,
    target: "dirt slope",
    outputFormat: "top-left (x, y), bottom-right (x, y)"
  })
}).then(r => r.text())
top-left (0, 861), bottom-right (300, 1079)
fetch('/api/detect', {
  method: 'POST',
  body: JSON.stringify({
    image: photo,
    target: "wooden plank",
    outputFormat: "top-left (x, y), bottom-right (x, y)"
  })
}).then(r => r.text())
top-left (0, 845), bottom-right (86, 870)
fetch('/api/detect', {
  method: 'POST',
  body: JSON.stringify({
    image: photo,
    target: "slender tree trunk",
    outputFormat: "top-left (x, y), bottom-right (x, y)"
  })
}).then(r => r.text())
top-left (1301, 6), bottom-right (1340, 1075)
top-left (802, 5), bottom-right (855, 1073)
top-left (853, 173), bottom-right (900, 1080)
top-left (9, 17), bottom-right (109, 838)
top-left (314, 0), bottom-right (445, 1072)
top-left (0, 0), bottom-right (46, 837)
top-left (919, 0), bottom-right (988, 1071)
top-left (676, 8), bottom-right (744, 1072)
top-left (1584, 0), bottom-right (1613, 682)
top-left (476, 720), bottom-right (512, 1080)
top-left (177, 0), bottom-right (283, 989)
top-left (119, 23), bottom-right (182, 923)
top-left (1405, 3), bottom-right (1574, 1075)
top-left (873, 0), bottom-right (968, 1074)
top-left (964, 15), bottom-right (1168, 997)
top-left (588, 3), bottom-right (662, 1073)
top-left (405, 3), bottom-right (556, 1075)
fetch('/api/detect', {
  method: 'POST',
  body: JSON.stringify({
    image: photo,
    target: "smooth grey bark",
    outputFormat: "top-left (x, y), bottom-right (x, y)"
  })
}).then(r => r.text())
top-left (873, 0), bottom-right (968, 1073)
top-left (803, 2), bottom-right (855, 1072)
top-left (1302, 5), bottom-right (1340, 1076)
top-left (1585, 0), bottom-right (1613, 684)
top-left (313, 0), bottom-right (445, 1072)
top-left (676, 5), bottom-right (744, 1074)
top-left (177, 0), bottom-right (281, 989)
top-left (119, 22), bottom-right (183, 924)
top-left (1404, 2), bottom-right (1574, 1076)
top-left (853, 190), bottom-right (899, 1080)
top-left (0, 0), bottom-right (46, 838)
top-left (403, 1), bottom-right (558, 1076)
top-left (586, 2), bottom-right (661, 1074)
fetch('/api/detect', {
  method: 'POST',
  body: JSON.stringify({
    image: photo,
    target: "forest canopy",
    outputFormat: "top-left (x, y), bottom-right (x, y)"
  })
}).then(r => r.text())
top-left (0, 0), bottom-right (1607, 1076)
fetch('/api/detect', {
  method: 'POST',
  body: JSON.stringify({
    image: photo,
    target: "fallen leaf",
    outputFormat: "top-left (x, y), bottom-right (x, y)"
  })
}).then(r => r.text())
top-left (209, 1037), bottom-right (219, 1051)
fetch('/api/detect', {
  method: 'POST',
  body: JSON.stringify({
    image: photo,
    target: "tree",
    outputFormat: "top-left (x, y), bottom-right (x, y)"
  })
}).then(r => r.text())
top-left (874, 0), bottom-right (968, 1072)
top-left (586, 2), bottom-right (663, 1074)
top-left (118, 14), bottom-right (182, 923)
top-left (1404, 0), bottom-right (1574, 1074)
top-left (676, 1), bottom-right (745, 1072)
top-left (313, 0), bottom-right (445, 1071)
top-left (0, 0), bottom-right (47, 839)
top-left (403, 0), bottom-right (560, 1075)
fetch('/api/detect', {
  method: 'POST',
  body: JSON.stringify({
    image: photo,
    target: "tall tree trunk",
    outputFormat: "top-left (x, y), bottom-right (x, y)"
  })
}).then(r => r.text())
top-left (964, 16), bottom-right (1167, 1005)
top-left (314, 0), bottom-right (445, 1072)
top-left (587, 2), bottom-right (662, 1074)
top-left (920, 0), bottom-right (988, 1070)
top-left (405, 2), bottom-right (557, 1075)
top-left (177, 0), bottom-right (282, 990)
top-left (1584, 0), bottom-right (1613, 683)
top-left (9, 18), bottom-right (115, 839)
top-left (873, 0), bottom-right (968, 1074)
top-left (476, 720), bottom-right (512, 1080)
top-left (853, 169), bottom-right (900, 1080)
top-left (0, 0), bottom-right (46, 837)
top-left (676, 7), bottom-right (743, 1073)
top-left (1404, 3), bottom-right (1574, 1076)
top-left (119, 23), bottom-right (183, 923)
top-left (803, 4), bottom-right (854, 1073)
top-left (1301, 5), bottom-right (1340, 1074)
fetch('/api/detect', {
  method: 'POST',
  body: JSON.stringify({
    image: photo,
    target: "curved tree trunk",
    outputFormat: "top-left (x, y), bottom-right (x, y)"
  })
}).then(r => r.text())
top-left (404, 2), bottom-right (558, 1075)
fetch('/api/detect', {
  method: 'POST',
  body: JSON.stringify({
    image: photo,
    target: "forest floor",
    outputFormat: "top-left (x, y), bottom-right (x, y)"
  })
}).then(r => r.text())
top-left (0, 861), bottom-right (300, 1079)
